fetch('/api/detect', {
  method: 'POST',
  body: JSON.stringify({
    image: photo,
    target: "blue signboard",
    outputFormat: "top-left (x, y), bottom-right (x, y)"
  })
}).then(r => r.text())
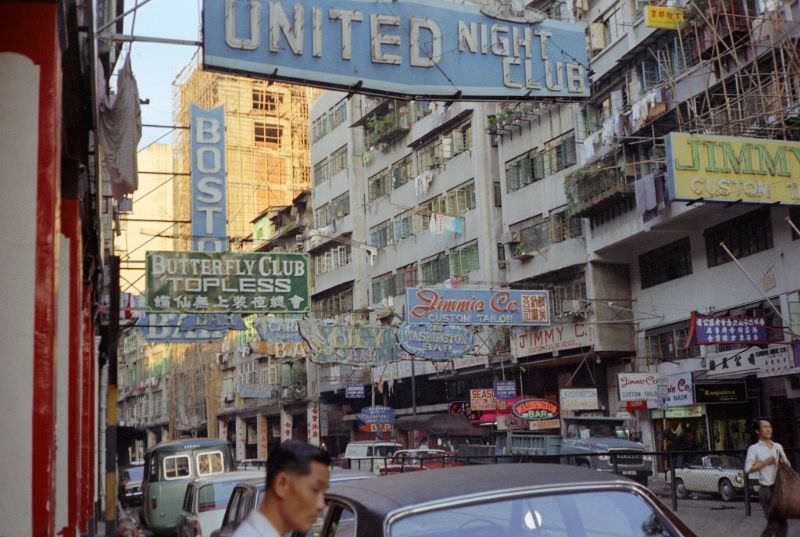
top-left (358, 406), bottom-right (396, 424)
top-left (238, 384), bottom-right (273, 399)
top-left (346, 384), bottom-right (365, 399)
top-left (203, 0), bottom-right (590, 100)
top-left (494, 380), bottom-right (517, 400)
top-left (138, 313), bottom-right (245, 343)
top-left (398, 323), bottom-right (473, 360)
top-left (191, 105), bottom-right (227, 252)
top-left (254, 317), bottom-right (304, 343)
top-left (690, 312), bottom-right (768, 345)
top-left (406, 288), bottom-right (550, 326)
top-left (298, 320), bottom-right (401, 365)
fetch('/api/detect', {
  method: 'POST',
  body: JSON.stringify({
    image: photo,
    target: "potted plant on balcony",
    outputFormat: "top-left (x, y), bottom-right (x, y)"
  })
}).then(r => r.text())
top-left (513, 243), bottom-right (534, 261)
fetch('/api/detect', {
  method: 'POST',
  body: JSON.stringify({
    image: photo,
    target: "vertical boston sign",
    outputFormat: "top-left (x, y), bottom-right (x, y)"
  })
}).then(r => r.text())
top-left (191, 105), bottom-right (227, 252)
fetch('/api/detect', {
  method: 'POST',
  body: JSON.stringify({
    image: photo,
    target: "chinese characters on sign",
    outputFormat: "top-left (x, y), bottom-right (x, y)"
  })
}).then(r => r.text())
top-left (644, 5), bottom-right (685, 29)
top-left (346, 384), bottom-right (365, 399)
top-left (407, 288), bottom-right (550, 326)
top-left (281, 409), bottom-right (293, 442)
top-left (145, 251), bottom-right (309, 313)
top-left (689, 312), bottom-right (767, 345)
top-left (203, 0), bottom-right (590, 100)
top-left (493, 380), bottom-right (517, 401)
top-left (307, 402), bottom-right (321, 446)
top-left (358, 406), bottom-right (395, 425)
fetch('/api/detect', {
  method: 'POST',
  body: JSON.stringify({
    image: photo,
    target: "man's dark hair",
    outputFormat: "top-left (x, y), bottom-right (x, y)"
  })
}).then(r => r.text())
top-left (753, 417), bottom-right (771, 434)
top-left (266, 440), bottom-right (331, 489)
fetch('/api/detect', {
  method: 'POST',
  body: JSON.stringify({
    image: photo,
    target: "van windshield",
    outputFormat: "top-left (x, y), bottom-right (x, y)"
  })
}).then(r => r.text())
top-left (372, 445), bottom-right (398, 457)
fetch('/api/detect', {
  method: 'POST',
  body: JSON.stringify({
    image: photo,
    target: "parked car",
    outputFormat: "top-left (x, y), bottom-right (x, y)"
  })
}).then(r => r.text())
top-left (142, 438), bottom-right (233, 537)
top-left (211, 468), bottom-right (375, 537)
top-left (342, 441), bottom-right (400, 473)
top-left (318, 464), bottom-right (697, 537)
top-left (176, 470), bottom-right (263, 537)
top-left (119, 463), bottom-right (145, 507)
top-left (667, 455), bottom-right (753, 501)
top-left (379, 449), bottom-right (463, 475)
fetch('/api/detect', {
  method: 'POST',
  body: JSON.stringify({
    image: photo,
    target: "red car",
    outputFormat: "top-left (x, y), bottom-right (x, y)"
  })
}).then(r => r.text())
top-left (379, 449), bottom-right (463, 475)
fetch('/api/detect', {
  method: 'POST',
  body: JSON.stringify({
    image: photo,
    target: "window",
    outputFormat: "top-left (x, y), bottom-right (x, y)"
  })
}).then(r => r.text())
top-left (372, 273), bottom-right (396, 303)
top-left (494, 182), bottom-right (502, 207)
top-left (313, 158), bottom-right (329, 186)
top-left (312, 287), bottom-right (354, 317)
top-left (421, 254), bottom-right (450, 285)
top-left (329, 146), bottom-right (348, 176)
top-left (370, 221), bottom-right (393, 249)
top-left (391, 154), bottom-right (414, 189)
top-left (392, 211), bottom-right (414, 242)
top-left (252, 89), bottom-right (283, 113)
top-left (646, 321), bottom-right (700, 361)
top-left (398, 263), bottom-right (418, 289)
top-left (198, 482), bottom-right (237, 513)
top-left (311, 99), bottom-right (347, 142)
top-left (163, 455), bottom-right (191, 480)
top-left (254, 123), bottom-right (283, 148)
top-left (368, 168), bottom-right (391, 202)
top-left (182, 485), bottom-right (195, 512)
top-left (551, 211), bottom-right (583, 242)
top-left (315, 245), bottom-right (351, 275)
top-left (391, 490), bottom-right (680, 537)
top-left (417, 139), bottom-right (440, 171)
top-left (705, 208), bottom-right (773, 268)
top-left (639, 237), bottom-right (693, 289)
top-left (450, 241), bottom-right (480, 276)
top-left (602, 6), bottom-right (623, 47)
top-left (446, 180), bottom-right (477, 215)
top-left (315, 204), bottom-right (331, 228)
top-left (196, 451), bottom-right (224, 476)
top-left (792, 207), bottom-right (800, 240)
top-left (331, 192), bottom-right (350, 218)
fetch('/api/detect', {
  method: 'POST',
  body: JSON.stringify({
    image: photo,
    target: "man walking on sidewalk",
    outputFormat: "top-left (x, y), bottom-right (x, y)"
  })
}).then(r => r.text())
top-left (746, 418), bottom-right (791, 537)
top-left (233, 440), bottom-right (331, 537)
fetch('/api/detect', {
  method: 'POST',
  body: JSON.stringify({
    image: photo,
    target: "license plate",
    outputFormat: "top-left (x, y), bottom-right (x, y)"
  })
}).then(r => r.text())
top-left (622, 471), bottom-right (637, 476)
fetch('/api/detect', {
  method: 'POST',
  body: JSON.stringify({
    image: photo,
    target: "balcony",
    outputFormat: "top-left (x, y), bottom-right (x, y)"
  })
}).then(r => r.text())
top-left (565, 157), bottom-right (634, 218)
top-left (365, 111), bottom-right (410, 148)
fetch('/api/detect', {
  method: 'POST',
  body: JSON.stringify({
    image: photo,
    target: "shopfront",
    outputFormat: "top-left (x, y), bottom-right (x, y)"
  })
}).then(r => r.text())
top-left (650, 405), bottom-right (709, 469)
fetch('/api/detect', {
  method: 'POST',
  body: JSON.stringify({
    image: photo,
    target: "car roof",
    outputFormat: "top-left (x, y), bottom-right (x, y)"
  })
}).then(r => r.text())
top-left (326, 464), bottom-right (636, 525)
top-left (347, 441), bottom-right (400, 446)
top-left (331, 468), bottom-right (376, 481)
top-left (190, 470), bottom-right (264, 485)
top-left (146, 438), bottom-right (229, 455)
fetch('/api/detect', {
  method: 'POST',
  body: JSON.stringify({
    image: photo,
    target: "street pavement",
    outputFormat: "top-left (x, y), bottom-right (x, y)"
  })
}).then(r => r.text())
top-left (649, 474), bottom-right (799, 536)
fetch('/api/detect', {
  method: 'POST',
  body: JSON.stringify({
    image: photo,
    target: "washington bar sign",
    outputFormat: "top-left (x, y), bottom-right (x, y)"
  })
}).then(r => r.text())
top-left (146, 251), bottom-right (309, 313)
top-left (202, 0), bottom-right (590, 100)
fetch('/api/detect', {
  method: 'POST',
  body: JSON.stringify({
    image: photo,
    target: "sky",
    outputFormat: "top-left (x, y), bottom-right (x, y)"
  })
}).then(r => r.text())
top-left (120, 0), bottom-right (202, 150)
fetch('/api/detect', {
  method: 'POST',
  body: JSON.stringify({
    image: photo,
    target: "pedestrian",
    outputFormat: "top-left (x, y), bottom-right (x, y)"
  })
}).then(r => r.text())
top-left (233, 440), bottom-right (331, 537)
top-left (745, 418), bottom-right (791, 537)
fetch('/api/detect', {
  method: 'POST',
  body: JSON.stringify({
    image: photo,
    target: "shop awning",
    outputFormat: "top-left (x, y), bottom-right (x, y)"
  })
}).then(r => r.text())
top-left (395, 413), bottom-right (479, 435)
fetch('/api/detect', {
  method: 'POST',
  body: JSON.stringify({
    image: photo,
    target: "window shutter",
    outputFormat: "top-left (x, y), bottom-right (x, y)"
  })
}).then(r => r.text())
top-left (441, 135), bottom-right (454, 159)
top-left (520, 157), bottom-right (533, 185)
top-left (590, 22), bottom-right (606, 52)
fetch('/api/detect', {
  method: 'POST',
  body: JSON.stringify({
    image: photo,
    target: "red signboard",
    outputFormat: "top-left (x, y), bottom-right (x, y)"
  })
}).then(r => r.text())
top-left (511, 399), bottom-right (559, 421)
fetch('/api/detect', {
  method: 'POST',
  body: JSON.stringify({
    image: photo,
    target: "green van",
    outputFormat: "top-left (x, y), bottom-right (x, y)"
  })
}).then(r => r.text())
top-left (142, 438), bottom-right (233, 536)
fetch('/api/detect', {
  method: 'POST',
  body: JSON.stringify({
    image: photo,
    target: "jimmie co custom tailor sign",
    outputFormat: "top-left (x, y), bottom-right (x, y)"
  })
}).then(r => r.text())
top-left (398, 323), bottom-right (473, 360)
top-left (617, 372), bottom-right (659, 402)
top-left (407, 288), bottom-right (550, 326)
top-left (203, 0), bottom-right (590, 100)
top-left (146, 251), bottom-right (309, 313)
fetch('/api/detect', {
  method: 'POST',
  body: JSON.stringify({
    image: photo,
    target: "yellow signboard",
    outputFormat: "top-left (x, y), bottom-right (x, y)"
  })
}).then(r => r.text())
top-left (666, 132), bottom-right (800, 206)
top-left (645, 5), bottom-right (686, 29)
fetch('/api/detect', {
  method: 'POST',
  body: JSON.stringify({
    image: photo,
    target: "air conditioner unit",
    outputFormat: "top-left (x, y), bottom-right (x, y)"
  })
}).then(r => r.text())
top-left (561, 299), bottom-right (585, 317)
top-left (508, 231), bottom-right (521, 245)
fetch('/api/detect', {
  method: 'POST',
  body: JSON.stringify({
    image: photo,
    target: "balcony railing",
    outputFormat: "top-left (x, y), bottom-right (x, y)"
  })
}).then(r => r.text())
top-left (565, 161), bottom-right (633, 217)
top-left (365, 111), bottom-right (410, 147)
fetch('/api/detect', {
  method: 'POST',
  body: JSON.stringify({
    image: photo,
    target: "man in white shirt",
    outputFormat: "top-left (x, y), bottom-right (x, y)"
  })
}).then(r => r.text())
top-left (745, 418), bottom-right (791, 537)
top-left (233, 440), bottom-right (331, 537)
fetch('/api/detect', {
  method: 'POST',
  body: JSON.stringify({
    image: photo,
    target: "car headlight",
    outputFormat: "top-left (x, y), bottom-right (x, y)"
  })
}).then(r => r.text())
top-left (597, 455), bottom-right (610, 462)
top-left (735, 474), bottom-right (744, 484)
top-left (643, 455), bottom-right (654, 462)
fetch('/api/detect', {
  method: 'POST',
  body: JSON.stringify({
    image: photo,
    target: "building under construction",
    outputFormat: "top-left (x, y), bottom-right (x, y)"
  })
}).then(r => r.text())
top-left (172, 56), bottom-right (316, 251)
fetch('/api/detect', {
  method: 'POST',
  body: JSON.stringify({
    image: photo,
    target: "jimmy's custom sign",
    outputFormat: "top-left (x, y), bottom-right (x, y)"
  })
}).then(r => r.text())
top-left (511, 399), bottom-right (559, 421)
top-left (398, 323), bottom-right (473, 360)
top-left (406, 288), bottom-right (550, 326)
top-left (666, 132), bottom-right (800, 206)
top-left (146, 251), bottom-right (309, 313)
top-left (202, 0), bottom-right (589, 100)
top-left (191, 105), bottom-right (227, 252)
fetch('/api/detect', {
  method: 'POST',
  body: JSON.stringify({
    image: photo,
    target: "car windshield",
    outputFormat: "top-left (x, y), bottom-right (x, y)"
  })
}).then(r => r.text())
top-left (125, 467), bottom-right (144, 481)
top-left (198, 481), bottom-right (238, 513)
top-left (708, 456), bottom-right (742, 469)
top-left (373, 445), bottom-right (398, 457)
top-left (391, 490), bottom-right (679, 537)
top-left (567, 422), bottom-right (627, 439)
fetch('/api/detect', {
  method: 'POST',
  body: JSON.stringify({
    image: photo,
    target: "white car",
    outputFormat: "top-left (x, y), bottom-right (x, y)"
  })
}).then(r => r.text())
top-left (176, 470), bottom-right (263, 537)
top-left (667, 455), bottom-right (753, 501)
top-left (342, 441), bottom-right (400, 473)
